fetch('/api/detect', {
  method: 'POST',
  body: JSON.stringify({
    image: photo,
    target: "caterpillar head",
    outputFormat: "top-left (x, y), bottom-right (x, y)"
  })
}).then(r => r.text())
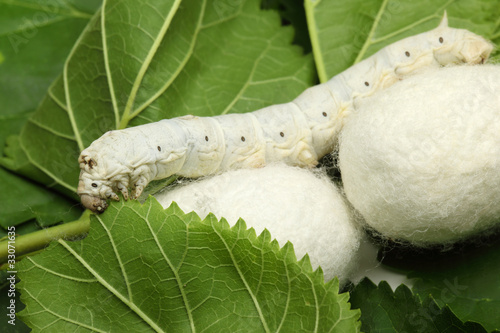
top-left (77, 154), bottom-right (117, 213)
top-left (78, 174), bottom-right (110, 213)
top-left (432, 12), bottom-right (493, 66)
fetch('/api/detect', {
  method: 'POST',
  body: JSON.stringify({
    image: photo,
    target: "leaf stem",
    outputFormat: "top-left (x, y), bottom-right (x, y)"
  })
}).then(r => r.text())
top-left (304, 0), bottom-right (328, 83)
top-left (0, 211), bottom-right (91, 264)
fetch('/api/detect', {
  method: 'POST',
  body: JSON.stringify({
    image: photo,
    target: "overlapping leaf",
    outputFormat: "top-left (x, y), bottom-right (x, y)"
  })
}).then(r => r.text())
top-left (0, 0), bottom-right (98, 118)
top-left (412, 240), bottom-right (499, 332)
top-left (374, 233), bottom-right (500, 332)
top-left (350, 279), bottom-right (488, 332)
top-left (262, 0), bottom-right (312, 53)
top-left (305, 0), bottom-right (500, 82)
top-left (18, 199), bottom-right (361, 332)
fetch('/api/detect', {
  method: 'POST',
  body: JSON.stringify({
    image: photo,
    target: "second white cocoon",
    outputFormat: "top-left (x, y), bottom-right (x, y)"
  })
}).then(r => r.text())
top-left (155, 164), bottom-right (361, 283)
top-left (339, 65), bottom-right (500, 246)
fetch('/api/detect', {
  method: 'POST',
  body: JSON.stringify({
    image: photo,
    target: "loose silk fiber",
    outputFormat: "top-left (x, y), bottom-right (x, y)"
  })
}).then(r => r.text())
top-left (339, 65), bottom-right (500, 246)
top-left (155, 164), bottom-right (361, 283)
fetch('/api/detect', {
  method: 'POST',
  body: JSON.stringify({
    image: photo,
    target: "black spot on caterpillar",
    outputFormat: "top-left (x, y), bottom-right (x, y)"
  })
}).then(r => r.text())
top-left (78, 13), bottom-right (494, 212)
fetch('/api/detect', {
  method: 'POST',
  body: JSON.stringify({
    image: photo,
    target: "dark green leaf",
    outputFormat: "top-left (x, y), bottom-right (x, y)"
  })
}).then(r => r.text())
top-left (0, 271), bottom-right (30, 333)
top-left (261, 0), bottom-right (313, 54)
top-left (0, 167), bottom-right (80, 228)
top-left (403, 238), bottom-right (500, 332)
top-left (0, 0), bottom-right (99, 119)
top-left (350, 278), bottom-right (488, 332)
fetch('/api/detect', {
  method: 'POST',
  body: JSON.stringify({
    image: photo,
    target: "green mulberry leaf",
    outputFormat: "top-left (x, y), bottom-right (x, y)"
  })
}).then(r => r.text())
top-left (18, 198), bottom-right (360, 332)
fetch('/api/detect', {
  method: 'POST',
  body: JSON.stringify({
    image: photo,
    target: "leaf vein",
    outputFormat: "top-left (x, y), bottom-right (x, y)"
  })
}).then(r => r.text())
top-left (27, 118), bottom-right (75, 141)
top-left (58, 238), bottom-right (166, 333)
top-left (21, 286), bottom-right (108, 332)
top-left (26, 256), bottom-right (97, 282)
top-left (353, 0), bottom-right (390, 64)
top-left (129, 0), bottom-right (207, 121)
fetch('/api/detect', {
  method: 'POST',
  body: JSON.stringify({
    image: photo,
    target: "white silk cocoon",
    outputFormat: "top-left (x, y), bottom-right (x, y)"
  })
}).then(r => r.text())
top-left (155, 164), bottom-right (361, 283)
top-left (339, 65), bottom-right (500, 246)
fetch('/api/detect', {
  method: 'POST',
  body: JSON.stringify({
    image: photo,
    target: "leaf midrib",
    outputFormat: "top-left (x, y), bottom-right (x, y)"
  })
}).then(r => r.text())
top-left (211, 217), bottom-right (271, 333)
top-left (142, 202), bottom-right (197, 332)
top-left (100, 0), bottom-right (183, 129)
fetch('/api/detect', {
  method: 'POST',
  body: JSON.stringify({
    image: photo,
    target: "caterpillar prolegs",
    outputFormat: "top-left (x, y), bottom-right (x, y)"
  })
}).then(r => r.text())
top-left (78, 14), bottom-right (493, 212)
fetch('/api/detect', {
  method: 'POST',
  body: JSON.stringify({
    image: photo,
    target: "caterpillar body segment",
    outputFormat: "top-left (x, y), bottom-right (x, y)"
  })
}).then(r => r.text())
top-left (215, 113), bottom-right (266, 170)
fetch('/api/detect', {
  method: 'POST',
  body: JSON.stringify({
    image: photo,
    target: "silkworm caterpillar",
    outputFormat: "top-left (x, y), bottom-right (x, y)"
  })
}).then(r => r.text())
top-left (78, 14), bottom-right (493, 212)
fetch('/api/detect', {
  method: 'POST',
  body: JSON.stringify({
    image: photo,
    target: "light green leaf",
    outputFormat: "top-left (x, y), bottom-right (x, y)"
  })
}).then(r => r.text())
top-left (103, 0), bottom-right (202, 128)
top-left (16, 0), bottom-right (314, 195)
top-left (305, 0), bottom-right (500, 82)
top-left (349, 278), bottom-right (488, 332)
top-left (18, 198), bottom-right (360, 332)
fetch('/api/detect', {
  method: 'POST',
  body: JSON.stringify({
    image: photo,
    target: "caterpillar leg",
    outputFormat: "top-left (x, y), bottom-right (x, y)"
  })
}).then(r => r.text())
top-left (130, 166), bottom-right (152, 199)
top-left (107, 192), bottom-right (120, 201)
top-left (116, 182), bottom-right (129, 200)
top-left (131, 181), bottom-right (146, 199)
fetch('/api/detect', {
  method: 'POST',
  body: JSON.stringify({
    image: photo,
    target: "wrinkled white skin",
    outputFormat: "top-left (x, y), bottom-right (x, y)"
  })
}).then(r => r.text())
top-left (78, 13), bottom-right (493, 212)
top-left (155, 164), bottom-right (362, 283)
top-left (339, 65), bottom-right (500, 245)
